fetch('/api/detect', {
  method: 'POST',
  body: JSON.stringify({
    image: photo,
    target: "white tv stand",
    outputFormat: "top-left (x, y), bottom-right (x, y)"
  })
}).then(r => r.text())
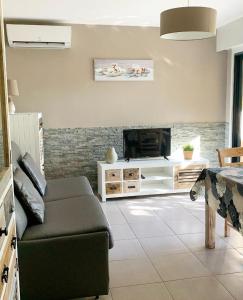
top-left (97, 157), bottom-right (209, 202)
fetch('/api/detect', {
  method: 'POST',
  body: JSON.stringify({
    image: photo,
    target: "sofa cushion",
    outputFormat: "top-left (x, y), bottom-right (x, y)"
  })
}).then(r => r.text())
top-left (14, 197), bottom-right (28, 239)
top-left (22, 195), bottom-right (113, 248)
top-left (21, 152), bottom-right (47, 196)
top-left (44, 176), bottom-right (93, 202)
top-left (14, 167), bottom-right (45, 224)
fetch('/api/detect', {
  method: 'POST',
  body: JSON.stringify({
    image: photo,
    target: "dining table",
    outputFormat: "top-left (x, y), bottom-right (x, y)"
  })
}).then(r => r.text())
top-left (190, 167), bottom-right (243, 249)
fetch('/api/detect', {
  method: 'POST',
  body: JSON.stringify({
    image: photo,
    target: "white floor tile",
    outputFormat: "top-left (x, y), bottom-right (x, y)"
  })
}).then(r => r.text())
top-left (235, 247), bottom-right (243, 255)
top-left (120, 207), bottom-right (160, 224)
top-left (150, 252), bottom-right (210, 281)
top-left (117, 199), bottom-right (158, 209)
top-left (139, 235), bottom-right (189, 257)
top-left (187, 206), bottom-right (205, 216)
top-left (101, 202), bottom-right (119, 213)
top-left (217, 273), bottom-right (243, 300)
top-left (194, 249), bottom-right (243, 274)
top-left (118, 198), bottom-right (161, 209)
top-left (149, 200), bottom-right (183, 209)
top-left (155, 207), bottom-right (193, 222)
top-left (223, 229), bottom-right (243, 247)
top-left (165, 276), bottom-right (234, 300)
top-left (187, 206), bottom-right (205, 222)
top-left (178, 233), bottom-right (231, 251)
top-left (109, 239), bottom-right (146, 261)
top-left (180, 198), bottom-right (204, 209)
top-left (105, 210), bottom-right (127, 225)
top-left (111, 224), bottom-right (135, 240)
top-left (129, 220), bottom-right (174, 238)
top-left (166, 218), bottom-right (205, 235)
top-left (109, 258), bottom-right (161, 288)
top-left (111, 283), bottom-right (172, 300)
top-left (215, 218), bottom-right (227, 237)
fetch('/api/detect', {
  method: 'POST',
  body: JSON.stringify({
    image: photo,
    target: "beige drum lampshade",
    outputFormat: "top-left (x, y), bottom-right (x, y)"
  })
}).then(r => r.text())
top-left (7, 79), bottom-right (19, 97)
top-left (160, 7), bottom-right (217, 40)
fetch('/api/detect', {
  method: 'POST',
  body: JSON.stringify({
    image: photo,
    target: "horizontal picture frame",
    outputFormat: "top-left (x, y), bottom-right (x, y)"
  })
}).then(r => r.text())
top-left (94, 59), bottom-right (154, 81)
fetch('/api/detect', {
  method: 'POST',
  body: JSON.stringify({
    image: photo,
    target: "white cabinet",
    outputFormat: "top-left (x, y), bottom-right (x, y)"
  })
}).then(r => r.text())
top-left (97, 158), bottom-right (209, 202)
top-left (9, 113), bottom-right (44, 173)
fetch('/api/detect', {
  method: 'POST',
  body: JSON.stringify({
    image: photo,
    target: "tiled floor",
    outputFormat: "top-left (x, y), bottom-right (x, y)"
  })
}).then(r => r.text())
top-left (86, 194), bottom-right (243, 299)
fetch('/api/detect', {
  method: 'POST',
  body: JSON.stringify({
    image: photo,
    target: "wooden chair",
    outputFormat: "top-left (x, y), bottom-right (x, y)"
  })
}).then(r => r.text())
top-left (216, 147), bottom-right (243, 237)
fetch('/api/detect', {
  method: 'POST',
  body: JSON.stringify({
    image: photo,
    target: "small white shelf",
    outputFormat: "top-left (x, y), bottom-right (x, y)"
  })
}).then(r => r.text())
top-left (141, 175), bottom-right (173, 181)
top-left (140, 188), bottom-right (173, 194)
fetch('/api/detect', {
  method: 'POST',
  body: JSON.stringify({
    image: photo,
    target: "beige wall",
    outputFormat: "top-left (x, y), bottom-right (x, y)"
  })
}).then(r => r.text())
top-left (6, 25), bottom-right (227, 129)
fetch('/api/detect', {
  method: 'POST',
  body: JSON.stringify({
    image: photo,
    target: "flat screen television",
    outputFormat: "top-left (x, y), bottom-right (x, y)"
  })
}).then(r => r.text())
top-left (123, 128), bottom-right (171, 160)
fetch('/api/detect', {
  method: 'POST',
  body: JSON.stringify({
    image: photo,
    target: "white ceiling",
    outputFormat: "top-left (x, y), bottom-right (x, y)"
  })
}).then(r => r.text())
top-left (3, 0), bottom-right (243, 28)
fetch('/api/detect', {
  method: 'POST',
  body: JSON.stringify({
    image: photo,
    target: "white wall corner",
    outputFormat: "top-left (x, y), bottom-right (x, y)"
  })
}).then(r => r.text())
top-left (217, 17), bottom-right (243, 52)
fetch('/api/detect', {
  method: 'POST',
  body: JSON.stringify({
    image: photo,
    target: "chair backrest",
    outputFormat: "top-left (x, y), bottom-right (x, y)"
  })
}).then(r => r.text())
top-left (216, 147), bottom-right (243, 167)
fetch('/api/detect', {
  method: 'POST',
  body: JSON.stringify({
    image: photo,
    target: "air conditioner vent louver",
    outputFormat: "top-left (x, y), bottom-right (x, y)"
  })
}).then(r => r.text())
top-left (11, 41), bottom-right (66, 49)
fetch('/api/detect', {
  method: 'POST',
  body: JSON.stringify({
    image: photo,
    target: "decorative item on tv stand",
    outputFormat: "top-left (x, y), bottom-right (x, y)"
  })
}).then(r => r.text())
top-left (105, 147), bottom-right (118, 164)
top-left (183, 144), bottom-right (194, 160)
top-left (7, 79), bottom-right (19, 114)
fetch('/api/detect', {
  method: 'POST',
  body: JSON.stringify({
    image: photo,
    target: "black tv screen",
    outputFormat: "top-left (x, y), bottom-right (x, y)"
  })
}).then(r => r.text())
top-left (123, 128), bottom-right (171, 159)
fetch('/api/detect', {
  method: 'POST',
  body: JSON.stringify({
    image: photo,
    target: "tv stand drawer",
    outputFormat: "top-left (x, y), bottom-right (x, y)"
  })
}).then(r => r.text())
top-left (105, 169), bottom-right (122, 182)
top-left (123, 168), bottom-right (139, 180)
top-left (106, 183), bottom-right (122, 195)
top-left (123, 181), bottom-right (140, 193)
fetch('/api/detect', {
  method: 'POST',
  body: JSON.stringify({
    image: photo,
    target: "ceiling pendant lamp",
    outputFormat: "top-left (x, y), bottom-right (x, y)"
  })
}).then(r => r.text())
top-left (160, 1), bottom-right (217, 40)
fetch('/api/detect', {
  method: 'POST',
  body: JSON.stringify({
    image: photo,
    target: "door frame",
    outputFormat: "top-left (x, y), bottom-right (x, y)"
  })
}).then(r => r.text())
top-left (232, 52), bottom-right (243, 150)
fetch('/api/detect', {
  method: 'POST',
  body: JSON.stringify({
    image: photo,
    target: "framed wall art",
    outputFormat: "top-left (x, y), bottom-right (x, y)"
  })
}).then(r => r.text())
top-left (94, 59), bottom-right (154, 81)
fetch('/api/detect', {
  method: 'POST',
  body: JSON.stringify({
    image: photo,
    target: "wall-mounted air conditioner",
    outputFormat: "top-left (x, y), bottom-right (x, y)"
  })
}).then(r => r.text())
top-left (6, 24), bottom-right (72, 49)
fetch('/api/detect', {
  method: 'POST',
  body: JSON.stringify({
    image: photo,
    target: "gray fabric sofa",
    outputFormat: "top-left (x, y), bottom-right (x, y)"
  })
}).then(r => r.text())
top-left (12, 142), bottom-right (113, 300)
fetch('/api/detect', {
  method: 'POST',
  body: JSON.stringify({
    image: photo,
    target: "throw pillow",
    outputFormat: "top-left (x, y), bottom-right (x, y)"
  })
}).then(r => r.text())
top-left (14, 197), bottom-right (28, 239)
top-left (14, 167), bottom-right (45, 224)
top-left (21, 152), bottom-right (46, 196)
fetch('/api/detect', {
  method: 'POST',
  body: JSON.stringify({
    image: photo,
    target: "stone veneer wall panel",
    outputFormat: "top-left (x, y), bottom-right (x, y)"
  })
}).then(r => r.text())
top-left (44, 122), bottom-right (227, 190)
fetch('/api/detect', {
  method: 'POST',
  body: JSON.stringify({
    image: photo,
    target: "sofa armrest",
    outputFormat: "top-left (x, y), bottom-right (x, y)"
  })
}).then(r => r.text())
top-left (18, 231), bottom-right (110, 300)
